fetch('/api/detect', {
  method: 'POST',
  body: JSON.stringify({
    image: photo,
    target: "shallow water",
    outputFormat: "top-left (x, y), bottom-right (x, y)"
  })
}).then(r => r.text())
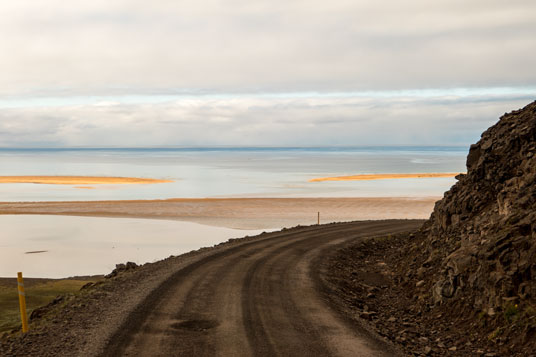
top-left (0, 147), bottom-right (467, 201)
top-left (0, 215), bottom-right (265, 278)
top-left (0, 147), bottom-right (466, 277)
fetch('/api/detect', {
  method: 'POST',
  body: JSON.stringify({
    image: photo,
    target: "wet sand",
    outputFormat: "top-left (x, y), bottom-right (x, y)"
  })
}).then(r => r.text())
top-left (0, 176), bottom-right (172, 185)
top-left (309, 172), bottom-right (461, 182)
top-left (0, 197), bottom-right (438, 229)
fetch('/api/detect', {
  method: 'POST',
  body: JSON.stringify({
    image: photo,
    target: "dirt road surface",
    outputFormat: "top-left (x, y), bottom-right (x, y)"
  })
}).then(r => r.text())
top-left (101, 220), bottom-right (421, 356)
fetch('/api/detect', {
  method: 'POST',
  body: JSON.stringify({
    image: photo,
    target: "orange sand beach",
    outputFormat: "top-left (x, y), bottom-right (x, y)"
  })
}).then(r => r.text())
top-left (309, 172), bottom-right (462, 182)
top-left (0, 176), bottom-right (173, 185)
top-left (0, 197), bottom-right (439, 230)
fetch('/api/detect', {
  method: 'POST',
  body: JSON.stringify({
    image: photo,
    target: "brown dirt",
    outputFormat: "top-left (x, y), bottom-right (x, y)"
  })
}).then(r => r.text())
top-left (323, 232), bottom-right (536, 357)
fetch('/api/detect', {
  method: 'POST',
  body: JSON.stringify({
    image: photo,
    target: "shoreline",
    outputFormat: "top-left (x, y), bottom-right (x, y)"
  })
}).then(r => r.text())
top-left (0, 197), bottom-right (439, 230)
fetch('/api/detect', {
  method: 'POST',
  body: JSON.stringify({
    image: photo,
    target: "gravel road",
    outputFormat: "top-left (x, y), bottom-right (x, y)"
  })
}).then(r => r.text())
top-left (101, 220), bottom-right (421, 356)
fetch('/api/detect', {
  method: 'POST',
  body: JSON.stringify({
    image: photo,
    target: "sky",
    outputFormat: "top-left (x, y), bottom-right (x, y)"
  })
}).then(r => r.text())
top-left (1, 0), bottom-right (535, 147)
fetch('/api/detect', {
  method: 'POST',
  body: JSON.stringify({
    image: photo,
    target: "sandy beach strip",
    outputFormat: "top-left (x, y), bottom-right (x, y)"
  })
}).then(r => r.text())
top-left (0, 197), bottom-right (439, 230)
top-left (0, 176), bottom-right (173, 185)
top-left (309, 173), bottom-right (462, 182)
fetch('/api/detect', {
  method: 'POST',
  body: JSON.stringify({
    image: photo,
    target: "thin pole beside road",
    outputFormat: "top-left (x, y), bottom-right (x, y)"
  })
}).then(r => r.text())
top-left (17, 272), bottom-right (29, 333)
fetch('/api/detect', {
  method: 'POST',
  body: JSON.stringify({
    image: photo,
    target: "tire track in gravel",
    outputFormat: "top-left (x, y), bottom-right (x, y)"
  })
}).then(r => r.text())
top-left (102, 220), bottom-right (422, 356)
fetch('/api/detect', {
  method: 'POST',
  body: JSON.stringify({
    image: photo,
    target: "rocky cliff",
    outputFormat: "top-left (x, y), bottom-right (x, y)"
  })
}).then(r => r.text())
top-left (421, 101), bottom-right (536, 312)
top-left (323, 103), bottom-right (536, 355)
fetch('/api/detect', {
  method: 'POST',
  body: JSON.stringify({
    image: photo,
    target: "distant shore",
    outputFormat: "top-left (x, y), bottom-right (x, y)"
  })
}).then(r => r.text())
top-left (0, 176), bottom-right (173, 185)
top-left (0, 197), bottom-right (438, 230)
top-left (309, 172), bottom-right (462, 182)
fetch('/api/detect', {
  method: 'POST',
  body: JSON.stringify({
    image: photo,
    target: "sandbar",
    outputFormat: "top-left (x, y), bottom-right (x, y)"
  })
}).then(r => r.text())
top-left (0, 176), bottom-right (173, 185)
top-left (0, 197), bottom-right (439, 230)
top-left (309, 173), bottom-right (462, 182)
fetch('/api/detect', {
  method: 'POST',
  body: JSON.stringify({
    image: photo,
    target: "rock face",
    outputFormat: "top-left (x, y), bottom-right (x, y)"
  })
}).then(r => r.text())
top-left (422, 101), bottom-right (536, 310)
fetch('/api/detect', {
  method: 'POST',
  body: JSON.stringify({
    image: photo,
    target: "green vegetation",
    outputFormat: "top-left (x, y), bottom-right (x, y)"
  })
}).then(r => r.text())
top-left (487, 327), bottom-right (503, 340)
top-left (0, 278), bottom-right (98, 333)
top-left (503, 303), bottom-right (520, 323)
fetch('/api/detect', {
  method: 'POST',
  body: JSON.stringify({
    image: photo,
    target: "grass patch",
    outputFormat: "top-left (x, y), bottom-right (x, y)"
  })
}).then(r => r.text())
top-left (504, 303), bottom-right (520, 323)
top-left (0, 278), bottom-right (99, 333)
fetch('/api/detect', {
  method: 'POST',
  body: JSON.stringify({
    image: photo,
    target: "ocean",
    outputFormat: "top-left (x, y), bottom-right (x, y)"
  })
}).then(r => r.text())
top-left (0, 147), bottom-right (467, 201)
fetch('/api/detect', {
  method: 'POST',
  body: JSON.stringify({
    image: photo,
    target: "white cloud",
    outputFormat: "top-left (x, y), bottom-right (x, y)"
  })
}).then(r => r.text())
top-left (0, 1), bottom-right (535, 96)
top-left (0, 1), bottom-right (535, 147)
top-left (0, 94), bottom-right (532, 147)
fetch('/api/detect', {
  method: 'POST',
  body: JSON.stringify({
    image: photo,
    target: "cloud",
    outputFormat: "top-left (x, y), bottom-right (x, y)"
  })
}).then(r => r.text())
top-left (0, 94), bottom-right (532, 147)
top-left (0, 1), bottom-right (535, 96)
top-left (1, 1), bottom-right (535, 147)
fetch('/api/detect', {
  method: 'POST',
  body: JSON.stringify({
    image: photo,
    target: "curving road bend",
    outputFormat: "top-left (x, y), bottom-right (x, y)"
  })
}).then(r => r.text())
top-left (102, 220), bottom-right (421, 356)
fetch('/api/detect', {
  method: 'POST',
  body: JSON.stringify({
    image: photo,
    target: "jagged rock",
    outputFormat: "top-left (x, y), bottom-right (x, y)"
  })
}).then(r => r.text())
top-left (421, 101), bottom-right (536, 312)
top-left (105, 261), bottom-right (139, 278)
top-left (125, 261), bottom-right (138, 270)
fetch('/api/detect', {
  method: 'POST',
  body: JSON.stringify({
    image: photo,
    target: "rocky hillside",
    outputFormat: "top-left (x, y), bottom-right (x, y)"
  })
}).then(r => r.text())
top-left (314, 102), bottom-right (536, 356)
top-left (421, 101), bottom-right (536, 312)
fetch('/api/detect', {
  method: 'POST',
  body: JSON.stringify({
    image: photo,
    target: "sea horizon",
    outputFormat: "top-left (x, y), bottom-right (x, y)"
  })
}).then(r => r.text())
top-left (0, 145), bottom-right (469, 151)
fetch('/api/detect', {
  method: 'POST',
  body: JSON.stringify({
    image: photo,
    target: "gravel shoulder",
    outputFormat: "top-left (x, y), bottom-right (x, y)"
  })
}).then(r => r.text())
top-left (322, 232), bottom-right (536, 357)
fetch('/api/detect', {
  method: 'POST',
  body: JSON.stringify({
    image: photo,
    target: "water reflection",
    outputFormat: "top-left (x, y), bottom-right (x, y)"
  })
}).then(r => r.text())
top-left (0, 215), bottom-right (265, 278)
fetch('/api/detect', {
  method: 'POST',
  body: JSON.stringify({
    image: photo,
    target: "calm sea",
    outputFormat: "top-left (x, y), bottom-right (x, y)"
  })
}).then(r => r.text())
top-left (0, 147), bottom-right (468, 277)
top-left (0, 147), bottom-right (467, 201)
top-left (0, 215), bottom-right (265, 277)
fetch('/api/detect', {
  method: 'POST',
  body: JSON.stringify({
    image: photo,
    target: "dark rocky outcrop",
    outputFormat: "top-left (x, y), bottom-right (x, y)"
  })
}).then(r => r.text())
top-left (419, 101), bottom-right (536, 312)
top-left (105, 261), bottom-right (139, 278)
top-left (323, 102), bottom-right (536, 356)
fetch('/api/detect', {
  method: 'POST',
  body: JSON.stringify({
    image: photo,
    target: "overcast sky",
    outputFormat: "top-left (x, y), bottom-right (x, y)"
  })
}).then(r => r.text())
top-left (1, 0), bottom-right (535, 147)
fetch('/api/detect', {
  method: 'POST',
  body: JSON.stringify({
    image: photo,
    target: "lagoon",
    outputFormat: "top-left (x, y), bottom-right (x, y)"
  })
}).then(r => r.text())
top-left (0, 215), bottom-right (264, 278)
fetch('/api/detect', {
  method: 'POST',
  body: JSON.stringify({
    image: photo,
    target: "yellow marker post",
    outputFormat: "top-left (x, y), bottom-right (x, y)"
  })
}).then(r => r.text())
top-left (317, 211), bottom-right (320, 225)
top-left (17, 272), bottom-right (29, 333)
